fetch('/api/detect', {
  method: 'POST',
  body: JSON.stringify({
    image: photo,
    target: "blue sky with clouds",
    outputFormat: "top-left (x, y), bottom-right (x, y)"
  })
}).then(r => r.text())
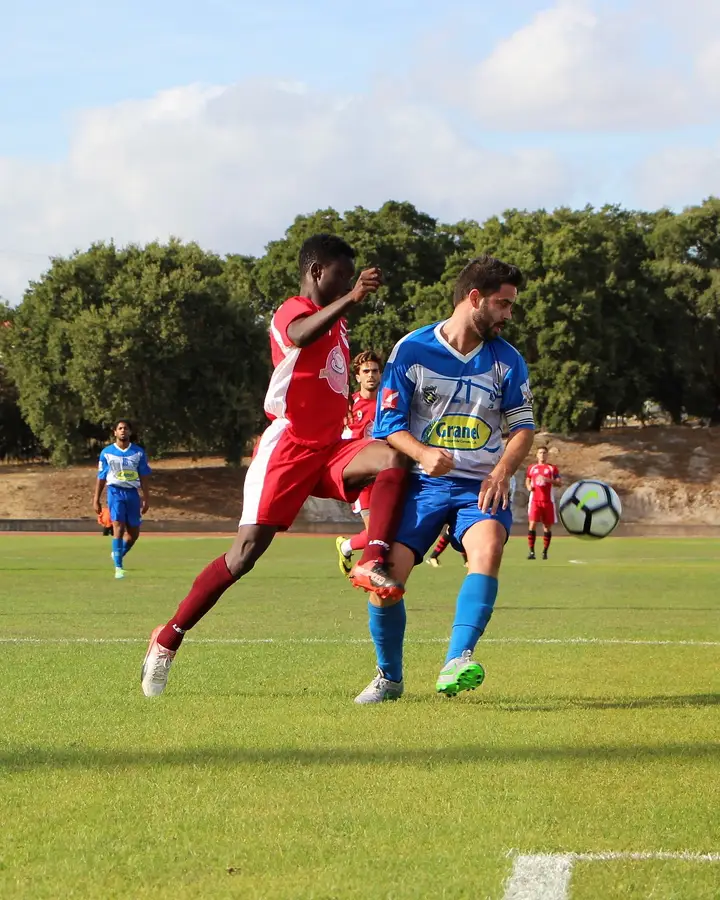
top-left (1, 0), bottom-right (719, 300)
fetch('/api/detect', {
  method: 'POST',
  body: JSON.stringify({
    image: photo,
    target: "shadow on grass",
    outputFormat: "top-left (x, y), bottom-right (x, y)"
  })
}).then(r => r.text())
top-left (1, 738), bottom-right (718, 772)
top-left (486, 693), bottom-right (720, 713)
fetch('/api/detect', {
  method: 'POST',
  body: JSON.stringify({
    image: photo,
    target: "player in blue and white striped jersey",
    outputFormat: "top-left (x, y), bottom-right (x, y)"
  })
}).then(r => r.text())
top-left (354, 256), bottom-right (535, 703)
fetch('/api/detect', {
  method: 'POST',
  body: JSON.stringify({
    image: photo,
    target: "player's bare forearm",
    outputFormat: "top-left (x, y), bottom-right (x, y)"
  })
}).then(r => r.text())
top-left (286, 296), bottom-right (357, 348)
top-left (93, 479), bottom-right (106, 513)
top-left (386, 430), bottom-right (454, 477)
top-left (385, 429), bottom-right (426, 464)
top-left (495, 428), bottom-right (535, 478)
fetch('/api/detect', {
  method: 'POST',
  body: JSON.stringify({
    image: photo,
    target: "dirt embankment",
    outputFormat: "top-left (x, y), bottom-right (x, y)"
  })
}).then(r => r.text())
top-left (1, 426), bottom-right (719, 524)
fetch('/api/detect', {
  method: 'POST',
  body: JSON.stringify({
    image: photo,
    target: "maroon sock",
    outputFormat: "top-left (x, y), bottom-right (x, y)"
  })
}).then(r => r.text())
top-left (528, 530), bottom-right (536, 552)
top-left (543, 532), bottom-right (552, 552)
top-left (349, 530), bottom-right (368, 552)
top-left (358, 468), bottom-right (406, 566)
top-left (157, 555), bottom-right (236, 651)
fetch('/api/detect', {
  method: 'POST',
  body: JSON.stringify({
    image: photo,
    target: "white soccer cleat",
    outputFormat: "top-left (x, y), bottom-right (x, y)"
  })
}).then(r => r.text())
top-left (354, 667), bottom-right (404, 704)
top-left (141, 626), bottom-right (176, 697)
top-left (114, 567), bottom-right (125, 579)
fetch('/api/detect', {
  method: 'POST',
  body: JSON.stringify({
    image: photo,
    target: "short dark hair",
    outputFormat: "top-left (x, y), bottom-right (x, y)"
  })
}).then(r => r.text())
top-left (299, 233), bottom-right (355, 275)
top-left (352, 350), bottom-right (382, 375)
top-left (113, 418), bottom-right (133, 432)
top-left (453, 255), bottom-right (523, 307)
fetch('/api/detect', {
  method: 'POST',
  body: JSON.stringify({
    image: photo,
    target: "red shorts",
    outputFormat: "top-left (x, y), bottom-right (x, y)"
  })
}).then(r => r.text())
top-left (528, 497), bottom-right (557, 527)
top-left (240, 420), bottom-right (372, 530)
top-left (352, 484), bottom-right (373, 516)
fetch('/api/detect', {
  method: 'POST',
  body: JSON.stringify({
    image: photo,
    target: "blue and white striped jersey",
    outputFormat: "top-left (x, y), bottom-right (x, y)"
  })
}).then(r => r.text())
top-left (373, 322), bottom-right (534, 480)
top-left (98, 443), bottom-right (151, 490)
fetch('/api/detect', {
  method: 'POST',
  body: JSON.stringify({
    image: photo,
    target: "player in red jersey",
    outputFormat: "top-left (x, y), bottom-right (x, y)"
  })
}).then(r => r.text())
top-left (526, 447), bottom-right (561, 559)
top-left (336, 350), bottom-right (382, 576)
top-left (140, 234), bottom-right (408, 697)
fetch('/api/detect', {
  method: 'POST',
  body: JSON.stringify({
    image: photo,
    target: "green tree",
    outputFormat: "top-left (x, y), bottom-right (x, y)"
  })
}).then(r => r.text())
top-left (5, 241), bottom-right (269, 464)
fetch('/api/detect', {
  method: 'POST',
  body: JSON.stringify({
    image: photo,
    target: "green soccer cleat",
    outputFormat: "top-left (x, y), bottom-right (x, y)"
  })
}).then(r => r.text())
top-left (336, 536), bottom-right (353, 578)
top-left (436, 650), bottom-right (485, 697)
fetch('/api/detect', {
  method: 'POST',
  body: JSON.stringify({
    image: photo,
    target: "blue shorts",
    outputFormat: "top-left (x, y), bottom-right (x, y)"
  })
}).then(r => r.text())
top-left (395, 474), bottom-right (513, 563)
top-left (107, 485), bottom-right (142, 527)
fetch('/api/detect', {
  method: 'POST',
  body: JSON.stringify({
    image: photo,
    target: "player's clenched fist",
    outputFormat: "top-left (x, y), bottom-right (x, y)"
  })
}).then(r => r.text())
top-left (419, 447), bottom-right (455, 477)
top-left (349, 267), bottom-right (383, 303)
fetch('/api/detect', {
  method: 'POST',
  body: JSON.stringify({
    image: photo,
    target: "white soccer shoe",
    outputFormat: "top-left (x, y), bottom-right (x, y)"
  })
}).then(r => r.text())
top-left (141, 626), bottom-right (176, 697)
top-left (354, 667), bottom-right (404, 704)
top-left (114, 567), bottom-right (125, 579)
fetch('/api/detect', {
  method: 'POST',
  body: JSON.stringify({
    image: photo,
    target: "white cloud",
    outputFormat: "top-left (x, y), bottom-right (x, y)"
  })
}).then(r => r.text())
top-left (633, 144), bottom-right (720, 210)
top-left (449, 0), bottom-right (720, 131)
top-left (0, 80), bottom-right (570, 303)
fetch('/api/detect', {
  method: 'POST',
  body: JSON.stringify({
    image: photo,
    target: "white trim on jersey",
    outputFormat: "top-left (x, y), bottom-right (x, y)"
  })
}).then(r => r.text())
top-left (433, 321), bottom-right (485, 364)
top-left (239, 419), bottom-right (288, 526)
top-left (265, 319), bottom-right (301, 421)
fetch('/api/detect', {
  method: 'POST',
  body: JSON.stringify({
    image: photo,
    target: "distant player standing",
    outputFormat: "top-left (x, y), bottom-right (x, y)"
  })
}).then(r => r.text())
top-left (526, 447), bottom-right (561, 559)
top-left (336, 350), bottom-right (382, 576)
top-left (354, 256), bottom-right (535, 703)
top-left (92, 419), bottom-right (151, 580)
top-left (140, 234), bottom-right (408, 697)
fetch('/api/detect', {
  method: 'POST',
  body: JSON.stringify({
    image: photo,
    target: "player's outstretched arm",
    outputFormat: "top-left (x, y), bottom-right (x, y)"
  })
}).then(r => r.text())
top-left (287, 268), bottom-right (382, 348)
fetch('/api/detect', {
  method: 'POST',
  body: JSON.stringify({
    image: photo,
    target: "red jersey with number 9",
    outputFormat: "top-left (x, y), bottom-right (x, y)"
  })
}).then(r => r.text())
top-left (526, 463), bottom-right (559, 503)
top-left (343, 392), bottom-right (377, 441)
top-left (265, 296), bottom-right (350, 448)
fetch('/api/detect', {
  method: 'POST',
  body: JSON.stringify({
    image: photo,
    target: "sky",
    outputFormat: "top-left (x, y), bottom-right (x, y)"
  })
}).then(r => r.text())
top-left (1, 0), bottom-right (719, 302)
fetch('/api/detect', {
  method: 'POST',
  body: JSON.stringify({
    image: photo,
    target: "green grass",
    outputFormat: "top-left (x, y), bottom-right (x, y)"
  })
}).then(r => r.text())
top-left (0, 535), bottom-right (719, 899)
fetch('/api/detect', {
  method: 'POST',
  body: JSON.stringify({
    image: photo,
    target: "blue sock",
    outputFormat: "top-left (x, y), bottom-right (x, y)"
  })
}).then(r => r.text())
top-left (445, 574), bottom-right (498, 664)
top-left (368, 600), bottom-right (406, 682)
top-left (122, 540), bottom-right (134, 558)
top-left (112, 538), bottom-right (123, 568)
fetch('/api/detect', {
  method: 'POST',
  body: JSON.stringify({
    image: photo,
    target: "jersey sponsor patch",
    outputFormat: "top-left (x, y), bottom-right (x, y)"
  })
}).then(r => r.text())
top-left (382, 388), bottom-right (399, 410)
top-left (319, 346), bottom-right (349, 396)
top-left (421, 414), bottom-right (491, 451)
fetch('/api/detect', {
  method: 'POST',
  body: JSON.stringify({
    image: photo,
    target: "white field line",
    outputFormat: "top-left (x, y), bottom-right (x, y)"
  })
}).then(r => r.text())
top-left (503, 852), bottom-right (720, 900)
top-left (0, 636), bottom-right (719, 647)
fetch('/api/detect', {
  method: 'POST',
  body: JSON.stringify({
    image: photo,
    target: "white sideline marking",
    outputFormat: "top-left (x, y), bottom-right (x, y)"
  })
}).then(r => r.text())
top-left (503, 852), bottom-right (720, 899)
top-left (0, 636), bottom-right (719, 647)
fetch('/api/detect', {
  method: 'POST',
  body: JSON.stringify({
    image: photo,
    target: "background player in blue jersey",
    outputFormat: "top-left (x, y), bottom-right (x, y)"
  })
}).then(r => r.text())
top-left (354, 256), bottom-right (535, 703)
top-left (93, 419), bottom-right (151, 579)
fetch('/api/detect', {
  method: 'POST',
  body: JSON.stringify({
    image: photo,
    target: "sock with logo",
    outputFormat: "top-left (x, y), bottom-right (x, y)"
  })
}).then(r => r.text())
top-left (445, 574), bottom-right (498, 663)
top-left (157, 556), bottom-right (236, 651)
top-left (358, 468), bottom-right (406, 566)
top-left (368, 599), bottom-right (406, 682)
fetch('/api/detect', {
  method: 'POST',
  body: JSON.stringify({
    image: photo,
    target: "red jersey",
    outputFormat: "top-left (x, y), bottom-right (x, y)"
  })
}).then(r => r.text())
top-left (343, 392), bottom-right (377, 441)
top-left (265, 296), bottom-right (350, 448)
top-left (527, 463), bottom-right (560, 503)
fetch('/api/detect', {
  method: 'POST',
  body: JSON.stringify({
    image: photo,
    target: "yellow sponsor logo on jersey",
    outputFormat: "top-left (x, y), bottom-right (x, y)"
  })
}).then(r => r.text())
top-left (116, 469), bottom-right (139, 482)
top-left (423, 415), bottom-right (491, 451)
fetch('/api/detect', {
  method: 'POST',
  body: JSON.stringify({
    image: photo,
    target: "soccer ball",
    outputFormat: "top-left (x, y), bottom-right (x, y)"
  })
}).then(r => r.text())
top-left (558, 480), bottom-right (622, 538)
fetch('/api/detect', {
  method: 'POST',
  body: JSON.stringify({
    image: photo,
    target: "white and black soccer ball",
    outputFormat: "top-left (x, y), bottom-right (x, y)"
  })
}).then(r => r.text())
top-left (558, 480), bottom-right (622, 539)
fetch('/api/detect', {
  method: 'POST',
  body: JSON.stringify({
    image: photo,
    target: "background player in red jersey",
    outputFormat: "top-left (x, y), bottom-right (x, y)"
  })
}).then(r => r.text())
top-left (336, 350), bottom-right (382, 576)
top-left (526, 447), bottom-right (561, 559)
top-left (141, 234), bottom-right (408, 697)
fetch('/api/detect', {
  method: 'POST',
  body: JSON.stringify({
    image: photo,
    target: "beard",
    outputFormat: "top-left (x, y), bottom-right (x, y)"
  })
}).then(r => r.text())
top-left (470, 305), bottom-right (501, 342)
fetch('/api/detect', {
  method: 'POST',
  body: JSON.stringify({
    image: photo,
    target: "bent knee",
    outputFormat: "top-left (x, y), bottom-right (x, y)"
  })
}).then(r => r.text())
top-left (376, 443), bottom-right (408, 470)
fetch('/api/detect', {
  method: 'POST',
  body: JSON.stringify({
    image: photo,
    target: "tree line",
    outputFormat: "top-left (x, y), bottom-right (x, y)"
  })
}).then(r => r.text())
top-left (1, 197), bottom-right (718, 464)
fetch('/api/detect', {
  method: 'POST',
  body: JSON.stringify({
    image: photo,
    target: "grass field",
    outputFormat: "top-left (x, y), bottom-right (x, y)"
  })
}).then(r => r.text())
top-left (1, 534), bottom-right (719, 899)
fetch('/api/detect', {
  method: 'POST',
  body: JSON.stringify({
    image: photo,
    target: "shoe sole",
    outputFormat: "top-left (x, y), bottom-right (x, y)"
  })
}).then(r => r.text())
top-left (349, 572), bottom-right (405, 601)
top-left (436, 662), bottom-right (485, 698)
